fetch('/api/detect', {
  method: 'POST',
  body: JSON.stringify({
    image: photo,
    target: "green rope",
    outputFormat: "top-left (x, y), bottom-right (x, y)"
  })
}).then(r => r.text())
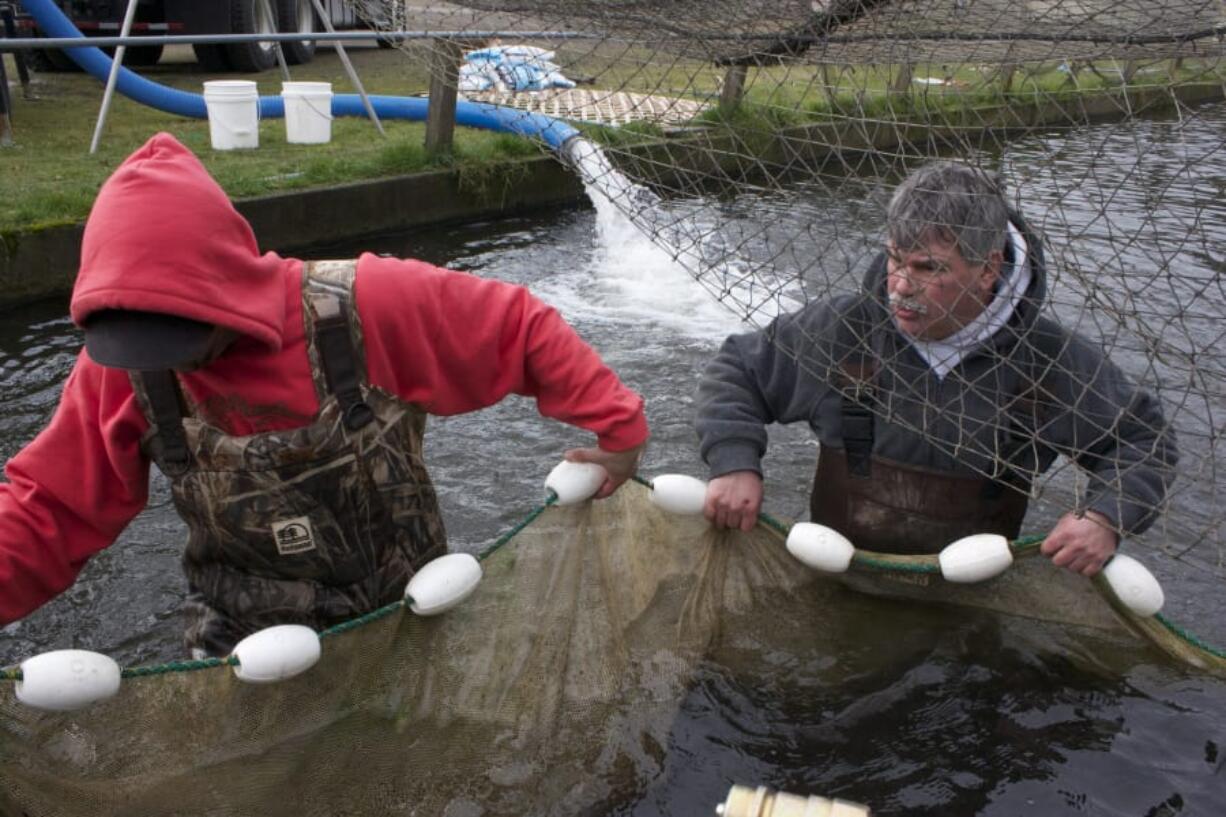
top-left (122, 657), bottom-right (235, 677)
top-left (476, 490), bottom-right (559, 562)
top-left (752, 511), bottom-right (1226, 661)
top-left (757, 512), bottom-right (790, 537)
top-left (1154, 613), bottom-right (1226, 660)
top-left (320, 598), bottom-right (407, 639)
top-left (851, 554), bottom-right (941, 574)
top-left (1, 480), bottom-right (1222, 681)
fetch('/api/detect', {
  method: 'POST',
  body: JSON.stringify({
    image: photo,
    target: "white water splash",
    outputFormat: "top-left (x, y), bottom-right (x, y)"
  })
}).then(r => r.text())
top-left (553, 137), bottom-right (784, 340)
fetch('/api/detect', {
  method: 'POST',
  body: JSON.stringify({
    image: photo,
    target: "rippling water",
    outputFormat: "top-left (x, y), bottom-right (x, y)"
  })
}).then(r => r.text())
top-left (2, 104), bottom-right (1225, 815)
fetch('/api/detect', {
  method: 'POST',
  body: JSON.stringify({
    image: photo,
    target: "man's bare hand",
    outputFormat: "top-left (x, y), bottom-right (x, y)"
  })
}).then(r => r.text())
top-left (704, 471), bottom-right (764, 532)
top-left (1040, 510), bottom-right (1119, 576)
top-left (564, 442), bottom-right (646, 499)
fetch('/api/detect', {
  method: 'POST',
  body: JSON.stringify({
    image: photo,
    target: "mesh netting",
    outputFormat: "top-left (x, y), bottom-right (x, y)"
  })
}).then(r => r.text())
top-left (350, 0), bottom-right (1226, 573)
top-left (2, 481), bottom-right (1218, 816)
top-left (4, 3), bottom-right (1225, 811)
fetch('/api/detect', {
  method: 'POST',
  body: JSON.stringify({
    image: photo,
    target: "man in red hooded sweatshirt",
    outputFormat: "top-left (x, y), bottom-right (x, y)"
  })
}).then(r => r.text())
top-left (0, 133), bottom-right (649, 656)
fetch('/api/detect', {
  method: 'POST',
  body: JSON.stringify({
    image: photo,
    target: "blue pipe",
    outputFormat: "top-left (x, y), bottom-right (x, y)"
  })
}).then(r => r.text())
top-left (21, 0), bottom-right (580, 149)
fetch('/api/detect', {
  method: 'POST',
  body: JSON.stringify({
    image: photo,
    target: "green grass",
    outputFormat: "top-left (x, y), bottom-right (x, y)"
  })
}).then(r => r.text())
top-left (2, 41), bottom-right (1221, 234)
top-left (685, 57), bottom-right (1225, 148)
top-left (0, 44), bottom-right (561, 232)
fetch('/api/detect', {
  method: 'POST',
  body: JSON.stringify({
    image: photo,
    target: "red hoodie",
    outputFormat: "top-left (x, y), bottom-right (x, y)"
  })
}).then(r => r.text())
top-left (0, 133), bottom-right (648, 624)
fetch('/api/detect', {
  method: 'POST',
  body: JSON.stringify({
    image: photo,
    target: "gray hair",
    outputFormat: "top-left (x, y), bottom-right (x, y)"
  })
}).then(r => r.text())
top-left (887, 162), bottom-right (1009, 265)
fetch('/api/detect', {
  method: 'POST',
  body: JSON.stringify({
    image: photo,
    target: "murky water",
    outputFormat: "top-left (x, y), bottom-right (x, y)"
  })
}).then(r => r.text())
top-left (2, 105), bottom-right (1225, 814)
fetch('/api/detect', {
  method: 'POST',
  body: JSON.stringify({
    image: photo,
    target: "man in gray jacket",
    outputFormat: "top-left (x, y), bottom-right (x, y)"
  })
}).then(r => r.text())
top-left (695, 162), bottom-right (1177, 575)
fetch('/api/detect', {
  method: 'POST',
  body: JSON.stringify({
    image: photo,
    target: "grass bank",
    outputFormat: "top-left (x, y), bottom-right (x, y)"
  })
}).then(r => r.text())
top-left (1, 42), bottom-right (1221, 235)
top-left (0, 43), bottom-right (555, 232)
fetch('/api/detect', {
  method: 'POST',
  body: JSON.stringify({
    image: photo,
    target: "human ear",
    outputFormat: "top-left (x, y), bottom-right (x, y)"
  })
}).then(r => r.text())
top-left (980, 248), bottom-right (1004, 292)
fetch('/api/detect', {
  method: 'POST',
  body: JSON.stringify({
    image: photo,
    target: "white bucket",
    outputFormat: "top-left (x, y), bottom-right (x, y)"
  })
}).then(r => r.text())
top-left (202, 80), bottom-right (259, 150)
top-left (281, 81), bottom-right (333, 145)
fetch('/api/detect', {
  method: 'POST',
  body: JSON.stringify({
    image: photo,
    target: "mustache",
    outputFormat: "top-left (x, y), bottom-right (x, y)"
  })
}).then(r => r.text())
top-left (888, 293), bottom-right (929, 315)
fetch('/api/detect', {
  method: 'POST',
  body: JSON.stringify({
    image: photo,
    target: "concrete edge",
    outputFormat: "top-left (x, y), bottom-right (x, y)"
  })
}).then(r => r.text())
top-left (2, 81), bottom-right (1221, 310)
top-left (0, 154), bottom-right (587, 310)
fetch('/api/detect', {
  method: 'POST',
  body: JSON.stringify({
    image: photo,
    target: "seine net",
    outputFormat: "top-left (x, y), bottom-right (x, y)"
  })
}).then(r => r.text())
top-left (3, 2), bottom-right (1226, 814)
top-left (350, 0), bottom-right (1226, 572)
top-left (2, 483), bottom-right (1220, 816)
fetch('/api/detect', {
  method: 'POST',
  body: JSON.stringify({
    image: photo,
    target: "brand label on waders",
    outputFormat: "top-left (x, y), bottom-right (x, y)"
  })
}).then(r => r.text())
top-left (272, 516), bottom-right (317, 555)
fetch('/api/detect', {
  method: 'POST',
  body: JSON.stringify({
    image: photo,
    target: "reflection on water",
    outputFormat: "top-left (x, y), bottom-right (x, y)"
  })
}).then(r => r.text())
top-left (1, 105), bottom-right (1225, 815)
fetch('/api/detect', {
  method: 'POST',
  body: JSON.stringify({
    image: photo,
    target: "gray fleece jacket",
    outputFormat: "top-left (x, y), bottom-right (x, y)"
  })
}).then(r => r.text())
top-left (694, 217), bottom-right (1177, 536)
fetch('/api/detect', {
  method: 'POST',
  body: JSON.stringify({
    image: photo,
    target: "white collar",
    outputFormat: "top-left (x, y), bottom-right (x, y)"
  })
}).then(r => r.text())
top-left (903, 221), bottom-right (1031, 380)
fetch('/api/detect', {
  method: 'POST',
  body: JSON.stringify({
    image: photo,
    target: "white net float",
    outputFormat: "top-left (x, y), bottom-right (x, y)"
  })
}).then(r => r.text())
top-left (938, 533), bottom-right (1013, 583)
top-left (649, 474), bottom-right (708, 516)
top-left (544, 459), bottom-right (606, 505)
top-left (405, 552), bottom-right (483, 616)
top-left (232, 625), bottom-right (321, 684)
top-left (785, 523), bottom-right (855, 573)
top-left (16, 649), bottom-right (121, 712)
top-left (1102, 553), bottom-right (1165, 617)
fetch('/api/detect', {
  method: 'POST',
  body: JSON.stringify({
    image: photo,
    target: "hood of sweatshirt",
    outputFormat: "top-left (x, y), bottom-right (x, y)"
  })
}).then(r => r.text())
top-left (69, 132), bottom-right (292, 352)
top-left (860, 211), bottom-right (1049, 361)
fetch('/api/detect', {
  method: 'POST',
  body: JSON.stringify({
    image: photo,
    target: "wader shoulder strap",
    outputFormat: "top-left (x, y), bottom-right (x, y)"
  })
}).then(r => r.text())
top-left (834, 296), bottom-right (881, 479)
top-left (134, 370), bottom-right (192, 476)
top-left (305, 261), bottom-right (374, 431)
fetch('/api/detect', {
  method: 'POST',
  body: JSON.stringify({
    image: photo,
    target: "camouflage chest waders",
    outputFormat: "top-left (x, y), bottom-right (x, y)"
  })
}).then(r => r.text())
top-left (131, 261), bottom-right (447, 656)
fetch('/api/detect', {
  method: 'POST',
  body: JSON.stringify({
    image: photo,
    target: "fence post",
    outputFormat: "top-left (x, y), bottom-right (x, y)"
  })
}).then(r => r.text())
top-left (720, 63), bottom-right (748, 110)
top-left (425, 38), bottom-right (464, 155)
top-left (889, 62), bottom-right (913, 102)
top-left (999, 62), bottom-right (1017, 95)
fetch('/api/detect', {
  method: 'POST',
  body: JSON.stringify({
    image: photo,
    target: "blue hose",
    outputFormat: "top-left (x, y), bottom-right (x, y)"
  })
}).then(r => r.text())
top-left (21, 0), bottom-right (580, 149)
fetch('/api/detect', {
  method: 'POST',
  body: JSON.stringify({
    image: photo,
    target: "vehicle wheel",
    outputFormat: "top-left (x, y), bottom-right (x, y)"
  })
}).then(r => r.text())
top-left (225, 0), bottom-right (279, 73)
top-left (102, 44), bottom-right (164, 67)
top-left (28, 46), bottom-right (79, 73)
top-left (279, 0), bottom-right (317, 65)
top-left (124, 45), bottom-right (164, 66)
top-left (193, 43), bottom-right (232, 72)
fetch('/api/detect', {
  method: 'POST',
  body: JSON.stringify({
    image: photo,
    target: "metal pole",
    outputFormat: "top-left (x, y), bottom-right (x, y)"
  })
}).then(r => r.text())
top-left (257, 0), bottom-right (291, 82)
top-left (88, 0), bottom-right (139, 154)
top-left (309, 0), bottom-right (384, 136)
top-left (0, 3), bottom-right (32, 98)
top-left (0, 31), bottom-right (12, 146)
top-left (0, 30), bottom-right (599, 50)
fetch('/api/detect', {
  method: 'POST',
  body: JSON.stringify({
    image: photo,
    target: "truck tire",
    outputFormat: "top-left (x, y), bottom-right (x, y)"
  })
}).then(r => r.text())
top-left (100, 44), bottom-right (164, 67)
top-left (279, 0), bottom-right (317, 65)
top-left (225, 0), bottom-right (279, 73)
top-left (123, 45), bottom-right (165, 66)
top-left (193, 44), bottom-right (232, 72)
top-left (28, 45), bottom-right (80, 73)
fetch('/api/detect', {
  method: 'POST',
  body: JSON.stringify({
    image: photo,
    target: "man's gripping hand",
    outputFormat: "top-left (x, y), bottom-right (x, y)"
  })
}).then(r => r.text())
top-left (1040, 509), bottom-right (1119, 576)
top-left (704, 470), bottom-right (763, 532)
top-left (564, 442), bottom-right (646, 499)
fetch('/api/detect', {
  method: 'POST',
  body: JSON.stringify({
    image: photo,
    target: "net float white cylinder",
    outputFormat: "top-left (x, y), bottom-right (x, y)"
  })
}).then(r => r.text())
top-left (1102, 553), bottom-right (1164, 617)
top-left (545, 460), bottom-right (606, 505)
top-left (649, 474), bottom-right (708, 516)
top-left (938, 533), bottom-right (1013, 583)
top-left (717, 784), bottom-right (871, 817)
top-left (16, 650), bottom-right (121, 711)
top-left (786, 523), bottom-right (855, 573)
top-left (232, 625), bottom-right (321, 683)
top-left (405, 553), bottom-right (483, 615)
